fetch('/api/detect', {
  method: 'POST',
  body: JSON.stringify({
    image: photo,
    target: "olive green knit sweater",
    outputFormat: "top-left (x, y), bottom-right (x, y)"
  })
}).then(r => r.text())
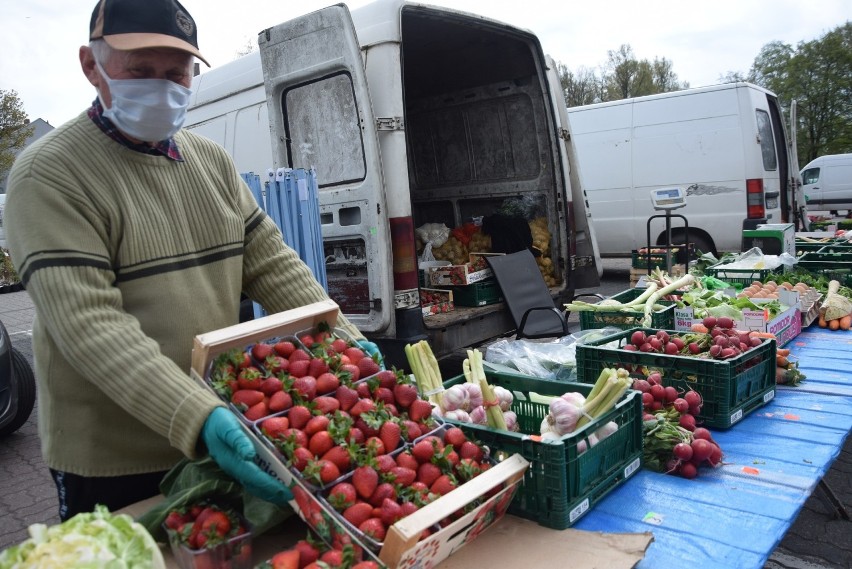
top-left (6, 112), bottom-right (361, 476)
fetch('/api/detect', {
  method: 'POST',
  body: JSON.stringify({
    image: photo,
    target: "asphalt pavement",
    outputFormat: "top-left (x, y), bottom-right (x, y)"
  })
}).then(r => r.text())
top-left (0, 258), bottom-right (850, 567)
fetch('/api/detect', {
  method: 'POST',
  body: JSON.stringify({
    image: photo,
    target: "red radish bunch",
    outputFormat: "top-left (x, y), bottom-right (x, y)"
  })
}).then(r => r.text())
top-left (621, 324), bottom-right (764, 361)
top-left (632, 371), bottom-right (703, 431)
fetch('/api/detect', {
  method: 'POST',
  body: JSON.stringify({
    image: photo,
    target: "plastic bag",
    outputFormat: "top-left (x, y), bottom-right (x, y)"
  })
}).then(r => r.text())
top-left (415, 223), bottom-right (450, 249)
top-left (483, 328), bottom-right (621, 380)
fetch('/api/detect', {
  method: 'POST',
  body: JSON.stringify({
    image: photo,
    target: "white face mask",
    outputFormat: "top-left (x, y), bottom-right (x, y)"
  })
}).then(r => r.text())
top-left (95, 60), bottom-right (192, 142)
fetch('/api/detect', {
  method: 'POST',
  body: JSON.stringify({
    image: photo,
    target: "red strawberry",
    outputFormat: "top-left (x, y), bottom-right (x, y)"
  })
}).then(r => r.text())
top-left (411, 440), bottom-right (436, 464)
top-left (343, 347), bottom-right (366, 364)
top-left (430, 474), bottom-right (457, 496)
top-left (356, 382), bottom-right (372, 399)
top-left (372, 387), bottom-right (394, 406)
top-left (379, 498), bottom-right (403, 526)
top-left (339, 363), bottom-right (360, 383)
top-left (313, 396), bottom-right (340, 415)
top-left (444, 427), bottom-right (467, 449)
top-left (264, 356), bottom-right (289, 375)
top-left (322, 445), bottom-right (352, 472)
top-left (358, 518), bottom-right (387, 541)
top-left (375, 370), bottom-right (397, 389)
top-left (290, 446), bottom-right (313, 471)
top-left (396, 451), bottom-right (419, 471)
top-left (250, 342), bottom-right (273, 361)
top-left (287, 359), bottom-right (310, 379)
top-left (273, 340), bottom-right (297, 358)
top-left (289, 349), bottom-right (311, 362)
top-left (352, 465), bottom-right (379, 499)
top-left (293, 540), bottom-right (320, 567)
top-left (315, 372), bottom-right (340, 395)
top-left (260, 416), bottom-right (290, 439)
top-left (408, 400), bottom-right (433, 422)
top-left (335, 385), bottom-right (360, 412)
top-left (401, 420), bottom-right (422, 442)
top-left (307, 459), bottom-right (340, 485)
top-left (357, 357), bottom-right (380, 378)
top-left (309, 431), bottom-right (334, 457)
top-left (368, 482), bottom-right (396, 507)
top-left (375, 453), bottom-right (396, 473)
top-left (328, 482), bottom-right (358, 511)
top-left (352, 562), bottom-right (381, 569)
top-left (231, 389), bottom-right (265, 407)
top-left (260, 376), bottom-right (284, 396)
top-left (270, 549), bottom-right (299, 569)
top-left (244, 400), bottom-right (269, 421)
top-left (350, 399), bottom-right (376, 418)
top-left (379, 422), bottom-right (401, 452)
top-left (305, 415), bottom-right (331, 437)
top-left (320, 550), bottom-right (344, 567)
top-left (331, 338), bottom-right (348, 353)
top-left (400, 501), bottom-right (419, 517)
top-left (347, 427), bottom-right (365, 445)
top-left (288, 405), bottom-right (312, 430)
top-left (299, 333), bottom-right (316, 348)
top-left (365, 437), bottom-right (386, 456)
top-left (282, 428), bottom-right (308, 448)
top-left (393, 384), bottom-right (418, 409)
top-left (389, 466), bottom-right (416, 487)
top-left (164, 510), bottom-right (188, 530)
top-left (199, 510), bottom-right (232, 536)
top-left (459, 441), bottom-right (484, 462)
top-left (268, 390), bottom-right (293, 413)
top-left (416, 462), bottom-right (442, 487)
top-left (293, 376), bottom-right (317, 400)
top-left (384, 404), bottom-right (399, 417)
top-left (343, 502), bottom-right (374, 528)
top-left (308, 358), bottom-right (329, 378)
top-left (237, 366), bottom-right (264, 390)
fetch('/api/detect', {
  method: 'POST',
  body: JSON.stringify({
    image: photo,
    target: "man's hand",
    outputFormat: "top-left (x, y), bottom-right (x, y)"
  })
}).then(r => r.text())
top-left (201, 408), bottom-right (293, 505)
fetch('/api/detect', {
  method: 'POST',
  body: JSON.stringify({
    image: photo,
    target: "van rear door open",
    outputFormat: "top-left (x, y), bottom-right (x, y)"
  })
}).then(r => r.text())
top-left (258, 6), bottom-right (393, 334)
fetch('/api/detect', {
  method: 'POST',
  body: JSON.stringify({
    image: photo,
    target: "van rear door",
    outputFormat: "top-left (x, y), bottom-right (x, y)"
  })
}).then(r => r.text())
top-left (258, 6), bottom-right (393, 333)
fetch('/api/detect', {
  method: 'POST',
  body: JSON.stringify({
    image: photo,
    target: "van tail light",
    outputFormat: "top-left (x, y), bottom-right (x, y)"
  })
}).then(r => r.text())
top-left (746, 178), bottom-right (765, 219)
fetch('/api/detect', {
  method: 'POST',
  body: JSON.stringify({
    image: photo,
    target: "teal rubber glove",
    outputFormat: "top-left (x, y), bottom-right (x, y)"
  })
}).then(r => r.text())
top-left (356, 339), bottom-right (383, 367)
top-left (201, 408), bottom-right (293, 505)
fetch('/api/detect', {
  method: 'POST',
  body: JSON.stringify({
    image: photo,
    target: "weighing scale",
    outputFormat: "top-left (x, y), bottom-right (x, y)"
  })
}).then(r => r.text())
top-left (645, 187), bottom-right (689, 274)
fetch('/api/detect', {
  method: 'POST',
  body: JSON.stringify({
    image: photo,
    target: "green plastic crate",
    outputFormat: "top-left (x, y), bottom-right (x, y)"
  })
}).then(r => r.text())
top-left (442, 371), bottom-right (642, 530)
top-left (448, 279), bottom-right (503, 307)
top-left (631, 244), bottom-right (694, 269)
top-left (704, 261), bottom-right (773, 288)
top-left (575, 327), bottom-right (776, 428)
top-left (579, 288), bottom-right (676, 331)
top-left (798, 250), bottom-right (852, 286)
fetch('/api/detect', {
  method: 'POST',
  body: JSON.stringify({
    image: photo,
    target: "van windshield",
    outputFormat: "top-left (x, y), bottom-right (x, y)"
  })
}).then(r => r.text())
top-left (755, 109), bottom-right (777, 170)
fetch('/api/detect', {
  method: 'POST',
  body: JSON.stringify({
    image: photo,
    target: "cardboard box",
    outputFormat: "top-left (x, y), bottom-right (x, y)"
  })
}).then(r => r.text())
top-left (189, 300), bottom-right (531, 569)
top-left (673, 301), bottom-right (801, 346)
top-left (420, 288), bottom-right (454, 317)
top-left (428, 253), bottom-right (500, 286)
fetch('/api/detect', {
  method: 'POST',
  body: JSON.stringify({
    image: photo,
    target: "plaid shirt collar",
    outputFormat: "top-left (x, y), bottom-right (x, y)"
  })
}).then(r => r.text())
top-left (87, 99), bottom-right (184, 162)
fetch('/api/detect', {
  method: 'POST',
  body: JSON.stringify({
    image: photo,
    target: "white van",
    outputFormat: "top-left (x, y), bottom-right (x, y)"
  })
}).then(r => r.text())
top-left (566, 82), bottom-right (805, 256)
top-left (801, 154), bottom-right (852, 214)
top-left (185, 0), bottom-right (600, 363)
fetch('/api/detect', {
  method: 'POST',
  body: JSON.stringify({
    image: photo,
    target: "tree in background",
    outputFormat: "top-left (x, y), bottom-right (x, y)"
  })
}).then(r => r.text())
top-left (558, 44), bottom-right (688, 107)
top-left (0, 89), bottom-right (34, 181)
top-left (743, 23), bottom-right (851, 162)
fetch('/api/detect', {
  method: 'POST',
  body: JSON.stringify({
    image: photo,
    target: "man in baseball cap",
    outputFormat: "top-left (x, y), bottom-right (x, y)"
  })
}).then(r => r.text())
top-left (5, 0), bottom-right (372, 521)
top-left (90, 0), bottom-right (210, 66)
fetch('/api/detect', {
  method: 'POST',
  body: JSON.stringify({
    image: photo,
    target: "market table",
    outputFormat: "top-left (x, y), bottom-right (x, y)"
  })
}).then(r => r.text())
top-left (572, 324), bottom-right (852, 569)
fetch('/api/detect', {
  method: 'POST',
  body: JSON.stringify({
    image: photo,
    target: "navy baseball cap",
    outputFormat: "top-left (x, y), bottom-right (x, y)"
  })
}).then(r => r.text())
top-left (89, 0), bottom-right (210, 66)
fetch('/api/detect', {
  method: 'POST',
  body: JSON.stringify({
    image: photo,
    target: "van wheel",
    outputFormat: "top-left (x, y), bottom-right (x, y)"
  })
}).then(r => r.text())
top-left (664, 232), bottom-right (714, 260)
top-left (0, 348), bottom-right (36, 436)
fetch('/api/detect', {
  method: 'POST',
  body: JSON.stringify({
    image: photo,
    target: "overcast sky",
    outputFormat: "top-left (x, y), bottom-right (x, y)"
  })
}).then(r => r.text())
top-left (2, 0), bottom-right (848, 126)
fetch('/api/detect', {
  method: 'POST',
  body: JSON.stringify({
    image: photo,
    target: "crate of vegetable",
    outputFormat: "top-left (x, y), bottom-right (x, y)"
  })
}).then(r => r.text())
top-left (447, 278), bottom-right (503, 307)
top-left (797, 250), bottom-right (852, 286)
top-left (575, 321), bottom-right (776, 428)
top-left (580, 288), bottom-right (676, 331)
top-left (631, 245), bottom-right (693, 269)
top-left (439, 366), bottom-right (643, 530)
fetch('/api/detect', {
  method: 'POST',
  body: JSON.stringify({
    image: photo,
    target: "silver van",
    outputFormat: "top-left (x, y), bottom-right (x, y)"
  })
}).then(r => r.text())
top-left (801, 153), bottom-right (852, 214)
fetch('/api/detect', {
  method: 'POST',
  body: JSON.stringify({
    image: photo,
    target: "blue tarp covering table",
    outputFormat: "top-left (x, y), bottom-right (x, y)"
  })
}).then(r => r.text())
top-left (572, 325), bottom-right (852, 569)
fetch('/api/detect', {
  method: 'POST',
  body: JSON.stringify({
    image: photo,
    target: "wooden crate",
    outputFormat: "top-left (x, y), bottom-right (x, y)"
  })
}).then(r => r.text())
top-left (189, 300), bottom-right (530, 568)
